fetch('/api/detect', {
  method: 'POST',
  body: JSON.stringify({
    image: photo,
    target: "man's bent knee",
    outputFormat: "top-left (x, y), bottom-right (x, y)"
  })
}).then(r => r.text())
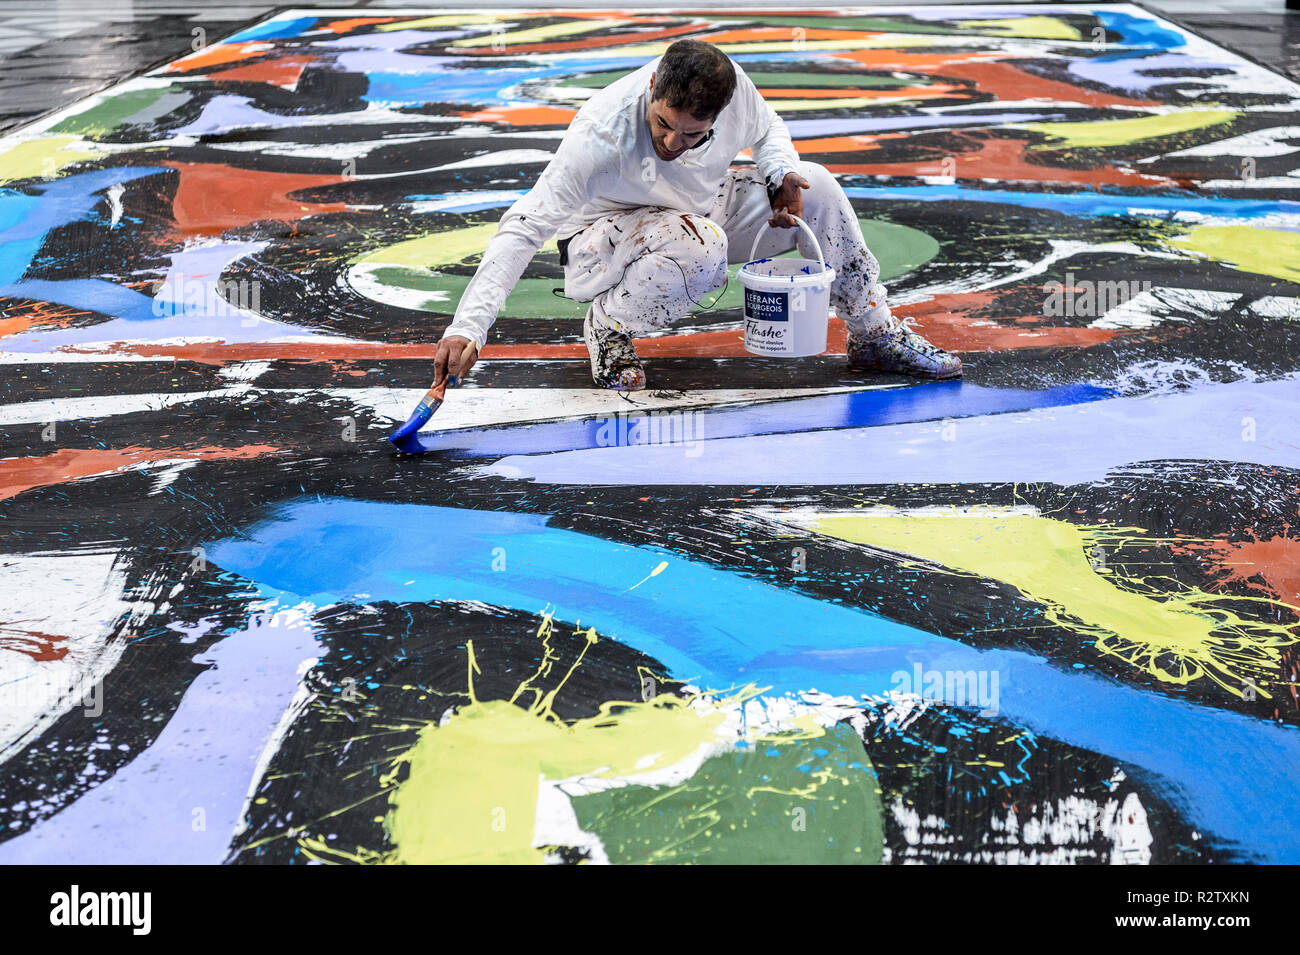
top-left (796, 160), bottom-right (838, 194)
top-left (650, 213), bottom-right (727, 300)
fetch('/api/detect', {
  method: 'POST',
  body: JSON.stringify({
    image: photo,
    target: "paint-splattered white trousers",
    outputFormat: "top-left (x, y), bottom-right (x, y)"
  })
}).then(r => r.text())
top-left (562, 160), bottom-right (890, 337)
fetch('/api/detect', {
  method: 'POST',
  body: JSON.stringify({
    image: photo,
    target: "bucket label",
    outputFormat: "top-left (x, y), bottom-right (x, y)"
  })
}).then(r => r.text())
top-left (744, 316), bottom-right (791, 354)
top-left (745, 288), bottom-right (788, 322)
top-left (744, 288), bottom-right (793, 354)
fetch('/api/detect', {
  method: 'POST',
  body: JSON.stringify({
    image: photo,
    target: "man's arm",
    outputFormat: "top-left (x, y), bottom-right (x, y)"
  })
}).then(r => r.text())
top-left (738, 67), bottom-right (802, 195)
top-left (435, 127), bottom-right (602, 383)
top-left (732, 66), bottom-right (811, 229)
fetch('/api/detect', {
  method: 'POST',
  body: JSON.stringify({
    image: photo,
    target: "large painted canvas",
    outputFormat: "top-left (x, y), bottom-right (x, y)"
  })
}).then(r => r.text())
top-left (1, 5), bottom-right (1299, 864)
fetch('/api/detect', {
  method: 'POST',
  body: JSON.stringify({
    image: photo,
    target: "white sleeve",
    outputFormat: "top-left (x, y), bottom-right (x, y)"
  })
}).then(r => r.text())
top-left (442, 127), bottom-right (603, 349)
top-left (738, 67), bottom-right (802, 189)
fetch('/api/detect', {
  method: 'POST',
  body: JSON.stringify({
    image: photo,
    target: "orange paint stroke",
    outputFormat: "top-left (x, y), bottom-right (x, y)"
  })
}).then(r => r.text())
top-left (833, 48), bottom-right (1005, 72)
top-left (65, 341), bottom-right (444, 366)
top-left (759, 84), bottom-right (964, 100)
top-left (165, 41), bottom-right (270, 73)
top-left (164, 162), bottom-right (348, 239)
top-left (824, 134), bottom-right (1170, 187)
top-left (322, 16), bottom-right (404, 33)
top-left (68, 294), bottom-right (1117, 365)
top-left (0, 299), bottom-right (99, 341)
top-left (0, 444), bottom-right (283, 502)
top-left (457, 105), bottom-right (577, 125)
top-left (209, 55), bottom-right (316, 89)
top-left (0, 623), bottom-right (68, 662)
top-left (794, 132), bottom-right (905, 155)
top-left (0, 317), bottom-right (33, 339)
top-left (938, 60), bottom-right (1161, 110)
top-left (894, 290), bottom-right (1119, 351)
top-left (1170, 529), bottom-right (1300, 709)
top-left (479, 327), bottom-right (812, 358)
top-left (1173, 531), bottom-right (1300, 607)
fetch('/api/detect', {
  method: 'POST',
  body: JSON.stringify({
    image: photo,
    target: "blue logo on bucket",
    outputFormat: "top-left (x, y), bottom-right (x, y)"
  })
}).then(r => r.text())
top-left (745, 288), bottom-right (788, 321)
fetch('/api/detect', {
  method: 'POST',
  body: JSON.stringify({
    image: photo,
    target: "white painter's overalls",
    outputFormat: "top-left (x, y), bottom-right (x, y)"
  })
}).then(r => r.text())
top-left (560, 160), bottom-right (892, 339)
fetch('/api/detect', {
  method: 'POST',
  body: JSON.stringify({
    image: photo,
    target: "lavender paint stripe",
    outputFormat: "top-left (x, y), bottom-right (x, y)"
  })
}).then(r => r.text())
top-left (483, 375), bottom-right (1300, 486)
top-left (0, 600), bottom-right (319, 865)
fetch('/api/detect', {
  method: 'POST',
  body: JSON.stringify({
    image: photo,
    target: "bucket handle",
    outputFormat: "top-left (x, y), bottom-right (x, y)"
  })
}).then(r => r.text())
top-left (747, 214), bottom-right (829, 275)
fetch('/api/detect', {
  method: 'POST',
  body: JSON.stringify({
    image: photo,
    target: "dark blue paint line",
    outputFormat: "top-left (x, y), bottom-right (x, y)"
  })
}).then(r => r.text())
top-left (395, 381), bottom-right (1113, 457)
top-left (1094, 9), bottom-right (1186, 50)
top-left (222, 16), bottom-right (321, 44)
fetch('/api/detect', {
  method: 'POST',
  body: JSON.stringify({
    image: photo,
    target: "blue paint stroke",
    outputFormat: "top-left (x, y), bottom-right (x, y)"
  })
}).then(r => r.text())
top-left (1093, 9), bottom-right (1186, 51)
top-left (362, 57), bottom-right (653, 108)
top-left (1069, 51), bottom-right (1240, 94)
top-left (0, 167), bottom-right (166, 287)
top-left (401, 381), bottom-right (1112, 457)
top-left (406, 191), bottom-right (528, 213)
top-left (485, 375), bottom-right (1300, 487)
top-left (171, 95), bottom-right (331, 137)
top-left (844, 183), bottom-right (1300, 221)
top-left (202, 498), bottom-right (1300, 862)
top-left (222, 16), bottom-right (321, 44)
top-left (2, 278), bottom-right (162, 321)
top-left (5, 237), bottom-right (332, 353)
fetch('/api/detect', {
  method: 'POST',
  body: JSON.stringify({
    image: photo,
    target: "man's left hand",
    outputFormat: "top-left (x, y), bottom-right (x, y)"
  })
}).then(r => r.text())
top-left (769, 172), bottom-right (811, 228)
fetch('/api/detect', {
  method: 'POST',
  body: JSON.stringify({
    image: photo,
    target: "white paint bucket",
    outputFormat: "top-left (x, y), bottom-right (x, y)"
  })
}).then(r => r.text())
top-left (740, 215), bottom-right (835, 357)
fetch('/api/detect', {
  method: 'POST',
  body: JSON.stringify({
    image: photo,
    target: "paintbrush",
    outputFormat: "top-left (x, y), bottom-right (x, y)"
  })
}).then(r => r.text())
top-left (387, 375), bottom-right (455, 453)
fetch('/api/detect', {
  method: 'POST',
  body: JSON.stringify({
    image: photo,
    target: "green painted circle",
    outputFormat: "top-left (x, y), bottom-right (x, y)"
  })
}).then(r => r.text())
top-left (351, 217), bottom-right (939, 318)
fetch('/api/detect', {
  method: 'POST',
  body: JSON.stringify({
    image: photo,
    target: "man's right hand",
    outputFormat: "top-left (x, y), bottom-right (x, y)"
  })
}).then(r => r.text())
top-left (434, 335), bottom-right (479, 387)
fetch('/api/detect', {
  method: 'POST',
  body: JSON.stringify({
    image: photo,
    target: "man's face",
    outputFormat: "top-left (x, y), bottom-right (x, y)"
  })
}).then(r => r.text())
top-left (646, 74), bottom-right (714, 162)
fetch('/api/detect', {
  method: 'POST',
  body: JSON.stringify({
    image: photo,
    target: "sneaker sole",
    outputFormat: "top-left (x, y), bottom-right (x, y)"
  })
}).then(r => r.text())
top-left (584, 314), bottom-right (647, 391)
top-left (848, 359), bottom-right (963, 380)
top-left (595, 366), bottom-right (647, 391)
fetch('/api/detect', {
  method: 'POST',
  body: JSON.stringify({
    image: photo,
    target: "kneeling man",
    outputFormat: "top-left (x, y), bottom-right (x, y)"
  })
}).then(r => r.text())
top-left (435, 39), bottom-right (961, 389)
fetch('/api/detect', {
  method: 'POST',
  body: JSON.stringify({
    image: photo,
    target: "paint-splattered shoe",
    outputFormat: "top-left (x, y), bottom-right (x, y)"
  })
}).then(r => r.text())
top-left (584, 306), bottom-right (646, 391)
top-left (847, 316), bottom-right (962, 380)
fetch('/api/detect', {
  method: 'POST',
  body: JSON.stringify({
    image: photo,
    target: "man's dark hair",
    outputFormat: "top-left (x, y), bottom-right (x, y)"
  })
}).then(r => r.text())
top-left (652, 40), bottom-right (737, 121)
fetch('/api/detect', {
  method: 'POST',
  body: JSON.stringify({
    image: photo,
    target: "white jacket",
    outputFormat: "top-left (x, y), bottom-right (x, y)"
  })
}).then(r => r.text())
top-left (443, 56), bottom-right (803, 348)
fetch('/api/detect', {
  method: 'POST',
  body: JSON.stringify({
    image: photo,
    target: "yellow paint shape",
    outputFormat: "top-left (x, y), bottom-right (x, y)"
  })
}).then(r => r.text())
top-left (1020, 110), bottom-right (1237, 149)
top-left (376, 14), bottom-right (509, 31)
top-left (353, 224), bottom-right (556, 270)
top-left (454, 18), bottom-right (627, 48)
top-left (0, 135), bottom-right (98, 184)
top-left (292, 604), bottom-right (865, 865)
top-left (385, 693), bottom-right (728, 864)
top-left (627, 560), bottom-right (669, 592)
top-left (957, 16), bottom-right (1082, 41)
top-left (1169, 225), bottom-right (1300, 283)
top-left (806, 509), bottom-right (1298, 696)
top-left (567, 34), bottom-right (974, 60)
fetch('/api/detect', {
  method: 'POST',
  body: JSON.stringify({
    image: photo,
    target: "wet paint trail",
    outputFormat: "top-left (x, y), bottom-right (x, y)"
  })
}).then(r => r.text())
top-left (2, 5), bottom-right (1299, 865)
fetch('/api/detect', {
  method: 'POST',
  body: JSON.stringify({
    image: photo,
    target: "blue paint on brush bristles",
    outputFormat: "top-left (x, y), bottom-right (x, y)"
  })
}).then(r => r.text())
top-left (387, 376), bottom-right (455, 453)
